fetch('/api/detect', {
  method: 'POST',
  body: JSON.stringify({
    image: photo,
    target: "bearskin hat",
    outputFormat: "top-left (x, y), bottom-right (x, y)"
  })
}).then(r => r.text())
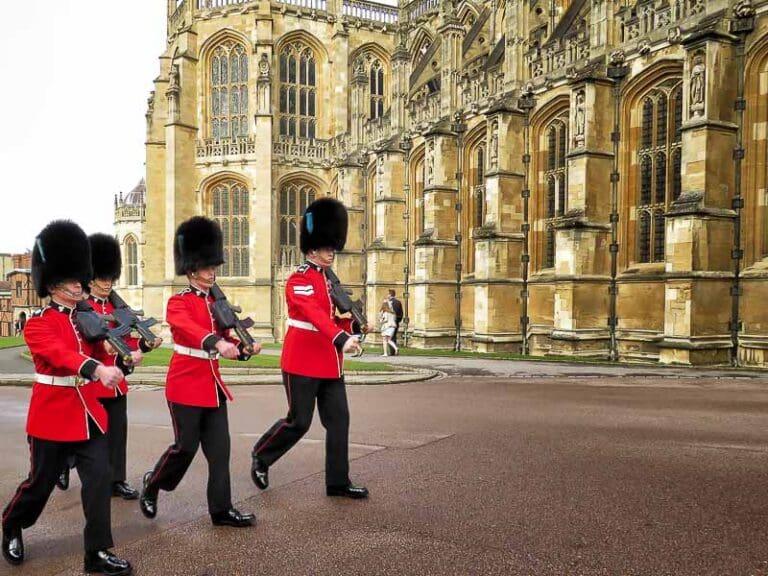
top-left (300, 197), bottom-right (348, 254)
top-left (89, 233), bottom-right (122, 281)
top-left (31, 220), bottom-right (92, 298)
top-left (174, 216), bottom-right (224, 276)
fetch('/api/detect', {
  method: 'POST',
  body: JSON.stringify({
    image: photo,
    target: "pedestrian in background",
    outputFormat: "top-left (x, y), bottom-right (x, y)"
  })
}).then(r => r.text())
top-left (386, 289), bottom-right (403, 355)
top-left (379, 300), bottom-right (398, 357)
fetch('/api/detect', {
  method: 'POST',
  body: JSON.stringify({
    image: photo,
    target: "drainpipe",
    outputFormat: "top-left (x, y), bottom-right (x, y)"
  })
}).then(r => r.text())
top-left (360, 152), bottom-right (370, 322)
top-left (399, 133), bottom-right (413, 348)
top-left (606, 52), bottom-right (629, 362)
top-left (452, 112), bottom-right (467, 352)
top-left (519, 88), bottom-right (536, 355)
top-left (729, 12), bottom-right (755, 366)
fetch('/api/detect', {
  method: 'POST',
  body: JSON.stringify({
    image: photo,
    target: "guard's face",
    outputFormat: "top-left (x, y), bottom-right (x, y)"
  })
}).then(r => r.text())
top-left (50, 280), bottom-right (84, 306)
top-left (189, 266), bottom-right (216, 290)
top-left (310, 247), bottom-right (336, 268)
top-left (89, 278), bottom-right (113, 299)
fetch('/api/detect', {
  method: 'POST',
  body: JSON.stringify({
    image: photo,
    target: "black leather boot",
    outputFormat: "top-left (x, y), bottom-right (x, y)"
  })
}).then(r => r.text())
top-left (138, 471), bottom-right (158, 519)
top-left (326, 483), bottom-right (369, 499)
top-left (111, 481), bottom-right (139, 500)
top-left (250, 455), bottom-right (269, 490)
top-left (210, 508), bottom-right (255, 528)
top-left (83, 549), bottom-right (132, 575)
top-left (56, 467), bottom-right (70, 490)
top-left (1, 526), bottom-right (23, 566)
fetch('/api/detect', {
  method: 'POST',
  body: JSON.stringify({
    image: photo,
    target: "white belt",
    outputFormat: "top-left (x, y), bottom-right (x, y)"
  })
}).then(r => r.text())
top-left (174, 344), bottom-right (220, 360)
top-left (287, 318), bottom-right (318, 332)
top-left (34, 373), bottom-right (86, 387)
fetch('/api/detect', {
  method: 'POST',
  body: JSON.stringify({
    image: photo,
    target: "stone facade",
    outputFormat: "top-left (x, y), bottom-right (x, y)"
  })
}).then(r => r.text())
top-left (137, 0), bottom-right (768, 366)
top-left (4, 253), bottom-right (44, 334)
top-left (114, 179), bottom-right (148, 311)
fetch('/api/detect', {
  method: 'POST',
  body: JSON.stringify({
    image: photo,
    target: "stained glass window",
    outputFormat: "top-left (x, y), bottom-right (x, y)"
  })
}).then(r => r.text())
top-left (642, 98), bottom-right (654, 149)
top-left (210, 42), bottom-right (248, 141)
top-left (542, 117), bottom-right (568, 269)
top-left (280, 183), bottom-right (316, 260)
top-left (280, 42), bottom-right (316, 139)
top-left (635, 84), bottom-right (682, 263)
top-left (369, 60), bottom-right (385, 120)
top-left (474, 145), bottom-right (485, 229)
top-left (545, 226), bottom-right (555, 269)
top-left (639, 211), bottom-right (651, 264)
top-left (125, 236), bottom-right (138, 286)
top-left (211, 181), bottom-right (249, 276)
top-left (653, 210), bottom-right (665, 263)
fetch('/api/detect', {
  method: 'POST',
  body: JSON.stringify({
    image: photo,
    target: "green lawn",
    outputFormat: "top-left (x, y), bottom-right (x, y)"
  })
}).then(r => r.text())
top-left (0, 337), bottom-right (26, 350)
top-left (138, 347), bottom-right (392, 372)
top-left (250, 341), bottom-right (609, 365)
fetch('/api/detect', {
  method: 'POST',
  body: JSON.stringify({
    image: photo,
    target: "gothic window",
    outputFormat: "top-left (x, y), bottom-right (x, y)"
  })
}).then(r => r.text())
top-left (211, 181), bottom-right (249, 276)
top-left (280, 183), bottom-right (316, 263)
top-left (545, 226), bottom-right (556, 270)
top-left (124, 236), bottom-right (138, 286)
top-left (369, 59), bottom-right (385, 120)
top-left (473, 145), bottom-right (485, 229)
top-left (210, 42), bottom-right (249, 141)
top-left (542, 117), bottom-right (568, 269)
top-left (411, 154), bottom-right (426, 238)
top-left (279, 42), bottom-right (316, 139)
top-left (635, 84), bottom-right (682, 263)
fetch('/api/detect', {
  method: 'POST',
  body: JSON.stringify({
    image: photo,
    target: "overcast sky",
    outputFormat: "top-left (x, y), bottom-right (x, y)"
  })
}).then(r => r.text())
top-left (0, 0), bottom-right (399, 254)
top-left (0, 1), bottom-right (166, 254)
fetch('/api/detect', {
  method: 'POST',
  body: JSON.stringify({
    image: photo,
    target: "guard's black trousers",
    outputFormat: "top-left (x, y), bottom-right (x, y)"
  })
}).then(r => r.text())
top-left (146, 392), bottom-right (232, 515)
top-left (253, 373), bottom-right (350, 487)
top-left (1, 419), bottom-right (113, 552)
top-left (100, 395), bottom-right (128, 483)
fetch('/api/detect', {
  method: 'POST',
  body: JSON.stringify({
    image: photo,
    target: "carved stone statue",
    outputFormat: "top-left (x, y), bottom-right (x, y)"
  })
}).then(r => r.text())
top-left (258, 53), bottom-right (271, 80)
top-left (489, 120), bottom-right (499, 170)
top-left (574, 91), bottom-right (586, 146)
top-left (609, 49), bottom-right (625, 66)
top-left (168, 64), bottom-right (180, 92)
top-left (426, 139), bottom-right (435, 186)
top-left (689, 57), bottom-right (705, 118)
top-left (734, 0), bottom-right (755, 18)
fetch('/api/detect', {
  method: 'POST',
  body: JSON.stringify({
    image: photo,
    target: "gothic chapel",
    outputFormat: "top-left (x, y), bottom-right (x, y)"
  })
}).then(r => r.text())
top-left (125, 0), bottom-right (768, 366)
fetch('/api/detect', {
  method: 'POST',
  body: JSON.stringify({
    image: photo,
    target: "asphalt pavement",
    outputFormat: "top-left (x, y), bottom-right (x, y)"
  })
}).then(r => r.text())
top-left (0, 355), bottom-right (765, 575)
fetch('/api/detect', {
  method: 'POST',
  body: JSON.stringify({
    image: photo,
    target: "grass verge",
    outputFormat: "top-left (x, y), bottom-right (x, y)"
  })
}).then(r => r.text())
top-left (0, 337), bottom-right (25, 350)
top-left (139, 347), bottom-right (392, 372)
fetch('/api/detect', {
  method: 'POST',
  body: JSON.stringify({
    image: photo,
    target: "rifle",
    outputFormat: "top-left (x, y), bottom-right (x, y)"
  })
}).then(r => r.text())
top-left (324, 267), bottom-right (367, 355)
top-left (74, 299), bottom-right (135, 373)
top-left (208, 283), bottom-right (256, 352)
top-left (108, 290), bottom-right (160, 347)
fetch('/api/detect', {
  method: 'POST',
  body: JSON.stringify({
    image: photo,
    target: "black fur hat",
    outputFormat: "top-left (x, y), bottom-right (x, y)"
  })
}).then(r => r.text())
top-left (174, 216), bottom-right (224, 275)
top-left (89, 233), bottom-right (122, 281)
top-left (31, 220), bottom-right (92, 298)
top-left (300, 197), bottom-right (348, 254)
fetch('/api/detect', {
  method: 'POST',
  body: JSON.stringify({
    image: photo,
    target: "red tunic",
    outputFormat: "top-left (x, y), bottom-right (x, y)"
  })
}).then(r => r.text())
top-left (281, 262), bottom-right (355, 379)
top-left (87, 294), bottom-right (138, 398)
top-left (24, 303), bottom-right (110, 441)
top-left (165, 287), bottom-right (239, 408)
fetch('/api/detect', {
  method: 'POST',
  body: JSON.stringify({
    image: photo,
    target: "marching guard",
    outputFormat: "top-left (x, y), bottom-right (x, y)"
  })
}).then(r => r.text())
top-left (1, 220), bottom-right (133, 575)
top-left (139, 216), bottom-right (259, 528)
top-left (87, 233), bottom-right (162, 500)
top-left (251, 197), bottom-right (370, 499)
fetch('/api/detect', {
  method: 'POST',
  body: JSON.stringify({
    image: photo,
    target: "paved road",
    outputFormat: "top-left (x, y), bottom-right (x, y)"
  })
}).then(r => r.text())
top-left (0, 372), bottom-right (766, 575)
top-left (0, 346), bottom-right (32, 374)
top-left (4, 342), bottom-right (766, 380)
